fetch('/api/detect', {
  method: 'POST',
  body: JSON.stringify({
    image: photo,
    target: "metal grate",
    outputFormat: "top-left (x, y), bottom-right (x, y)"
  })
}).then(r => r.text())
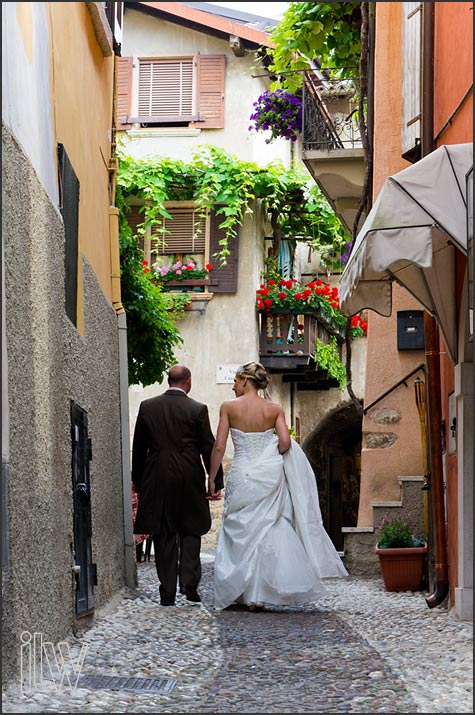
top-left (77, 674), bottom-right (176, 693)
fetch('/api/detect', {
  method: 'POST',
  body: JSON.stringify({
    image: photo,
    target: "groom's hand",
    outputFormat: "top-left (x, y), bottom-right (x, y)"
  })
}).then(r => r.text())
top-left (207, 489), bottom-right (222, 501)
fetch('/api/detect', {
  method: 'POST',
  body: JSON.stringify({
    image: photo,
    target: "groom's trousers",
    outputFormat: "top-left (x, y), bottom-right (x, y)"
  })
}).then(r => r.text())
top-left (153, 528), bottom-right (201, 601)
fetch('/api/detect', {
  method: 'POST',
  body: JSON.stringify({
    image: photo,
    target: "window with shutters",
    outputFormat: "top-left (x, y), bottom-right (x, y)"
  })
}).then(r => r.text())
top-left (125, 202), bottom-right (238, 293)
top-left (401, 2), bottom-right (422, 161)
top-left (58, 144), bottom-right (80, 327)
top-left (117, 54), bottom-right (226, 129)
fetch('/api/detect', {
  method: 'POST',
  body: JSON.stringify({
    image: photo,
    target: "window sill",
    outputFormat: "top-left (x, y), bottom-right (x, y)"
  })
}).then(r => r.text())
top-left (184, 293), bottom-right (214, 315)
top-left (128, 128), bottom-right (201, 138)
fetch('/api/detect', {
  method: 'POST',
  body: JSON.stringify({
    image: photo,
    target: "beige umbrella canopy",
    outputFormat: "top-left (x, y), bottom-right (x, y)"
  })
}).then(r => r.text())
top-left (339, 143), bottom-right (473, 363)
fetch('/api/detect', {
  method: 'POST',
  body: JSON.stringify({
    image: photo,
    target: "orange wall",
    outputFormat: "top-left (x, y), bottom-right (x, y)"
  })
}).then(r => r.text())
top-left (357, 2), bottom-right (425, 526)
top-left (434, 2), bottom-right (473, 145)
top-left (49, 3), bottom-right (115, 333)
top-left (433, 0), bottom-right (473, 605)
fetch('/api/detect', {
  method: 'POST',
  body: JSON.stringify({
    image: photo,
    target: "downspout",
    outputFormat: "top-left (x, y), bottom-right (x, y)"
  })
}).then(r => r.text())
top-left (421, 2), bottom-right (449, 608)
top-left (2, 231), bottom-right (10, 587)
top-left (110, 54), bottom-right (136, 589)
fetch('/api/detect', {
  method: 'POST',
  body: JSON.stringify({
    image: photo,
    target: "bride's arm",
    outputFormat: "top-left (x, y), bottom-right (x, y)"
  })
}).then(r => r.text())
top-left (275, 409), bottom-right (291, 454)
top-left (208, 404), bottom-right (230, 496)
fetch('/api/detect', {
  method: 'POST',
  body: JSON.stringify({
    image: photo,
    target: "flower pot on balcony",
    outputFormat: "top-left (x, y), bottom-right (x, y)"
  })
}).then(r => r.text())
top-left (374, 543), bottom-right (427, 592)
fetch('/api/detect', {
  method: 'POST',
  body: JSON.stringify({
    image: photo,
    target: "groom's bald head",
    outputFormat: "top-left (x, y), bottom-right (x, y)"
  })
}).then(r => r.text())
top-left (168, 364), bottom-right (191, 389)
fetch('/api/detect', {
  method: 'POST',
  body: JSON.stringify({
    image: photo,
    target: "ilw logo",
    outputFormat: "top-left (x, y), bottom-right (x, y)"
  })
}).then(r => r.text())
top-left (20, 631), bottom-right (88, 693)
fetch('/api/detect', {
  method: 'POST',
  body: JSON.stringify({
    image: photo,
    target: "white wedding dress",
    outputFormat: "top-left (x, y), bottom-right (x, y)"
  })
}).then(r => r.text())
top-left (213, 429), bottom-right (348, 610)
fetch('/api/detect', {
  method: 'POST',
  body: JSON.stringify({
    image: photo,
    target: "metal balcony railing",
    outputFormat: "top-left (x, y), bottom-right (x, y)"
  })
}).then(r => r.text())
top-left (302, 70), bottom-right (365, 152)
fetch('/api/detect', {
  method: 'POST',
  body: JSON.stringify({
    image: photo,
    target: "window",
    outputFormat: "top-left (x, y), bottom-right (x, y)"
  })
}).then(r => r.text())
top-left (138, 59), bottom-right (194, 119)
top-left (57, 144), bottom-right (79, 327)
top-left (104, 1), bottom-right (123, 51)
top-left (125, 203), bottom-right (238, 293)
top-left (117, 54), bottom-right (226, 129)
top-left (401, 2), bottom-right (422, 161)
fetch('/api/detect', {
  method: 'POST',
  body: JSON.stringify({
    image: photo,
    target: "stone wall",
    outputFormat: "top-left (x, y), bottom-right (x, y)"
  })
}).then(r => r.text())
top-left (2, 124), bottom-right (126, 683)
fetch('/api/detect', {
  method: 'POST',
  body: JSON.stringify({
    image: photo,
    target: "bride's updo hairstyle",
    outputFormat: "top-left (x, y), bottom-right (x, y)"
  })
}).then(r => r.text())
top-left (236, 362), bottom-right (269, 392)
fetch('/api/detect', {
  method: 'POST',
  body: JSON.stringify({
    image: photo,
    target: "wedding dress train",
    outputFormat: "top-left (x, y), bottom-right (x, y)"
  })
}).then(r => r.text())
top-left (213, 429), bottom-right (348, 610)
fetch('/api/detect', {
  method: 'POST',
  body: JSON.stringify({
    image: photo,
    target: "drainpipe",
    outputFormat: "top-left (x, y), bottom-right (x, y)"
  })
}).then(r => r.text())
top-left (422, 2), bottom-right (449, 608)
top-left (421, 1), bottom-right (448, 608)
top-left (110, 207), bottom-right (136, 589)
top-left (423, 314), bottom-right (449, 607)
top-left (1, 233), bottom-right (10, 586)
top-left (110, 54), bottom-right (136, 589)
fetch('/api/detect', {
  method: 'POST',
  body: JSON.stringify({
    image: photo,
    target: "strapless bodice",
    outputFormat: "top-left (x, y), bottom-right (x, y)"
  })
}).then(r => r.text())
top-left (230, 428), bottom-right (275, 462)
top-left (224, 429), bottom-right (277, 505)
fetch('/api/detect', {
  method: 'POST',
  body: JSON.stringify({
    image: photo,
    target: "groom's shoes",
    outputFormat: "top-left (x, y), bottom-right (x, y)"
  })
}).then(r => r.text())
top-left (184, 589), bottom-right (201, 603)
top-left (160, 598), bottom-right (175, 606)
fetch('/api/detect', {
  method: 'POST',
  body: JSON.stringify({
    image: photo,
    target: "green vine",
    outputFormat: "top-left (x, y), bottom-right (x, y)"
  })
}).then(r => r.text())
top-left (119, 224), bottom-right (188, 386)
top-left (117, 144), bottom-right (350, 386)
top-left (117, 144), bottom-right (349, 268)
top-left (265, 2), bottom-right (362, 93)
top-left (314, 336), bottom-right (346, 389)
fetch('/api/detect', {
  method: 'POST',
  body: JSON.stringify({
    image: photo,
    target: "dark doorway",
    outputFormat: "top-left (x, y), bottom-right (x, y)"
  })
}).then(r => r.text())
top-left (303, 403), bottom-right (362, 551)
top-left (71, 401), bottom-right (95, 616)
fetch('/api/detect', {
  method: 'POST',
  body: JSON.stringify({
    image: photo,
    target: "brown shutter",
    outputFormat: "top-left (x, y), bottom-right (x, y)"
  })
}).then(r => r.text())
top-left (125, 205), bottom-right (145, 252)
top-left (156, 208), bottom-right (206, 254)
top-left (196, 55), bottom-right (225, 128)
top-left (209, 210), bottom-right (238, 293)
top-left (117, 56), bottom-right (133, 130)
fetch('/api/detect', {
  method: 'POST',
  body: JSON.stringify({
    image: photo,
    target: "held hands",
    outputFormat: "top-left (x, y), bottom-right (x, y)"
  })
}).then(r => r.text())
top-left (207, 478), bottom-right (222, 501)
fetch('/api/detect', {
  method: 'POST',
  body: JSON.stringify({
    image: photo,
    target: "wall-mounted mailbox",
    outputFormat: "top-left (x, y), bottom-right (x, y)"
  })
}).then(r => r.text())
top-left (397, 310), bottom-right (425, 350)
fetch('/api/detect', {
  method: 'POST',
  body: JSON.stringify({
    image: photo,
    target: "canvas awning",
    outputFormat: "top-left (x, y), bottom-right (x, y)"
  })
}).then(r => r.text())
top-left (339, 143), bottom-right (473, 363)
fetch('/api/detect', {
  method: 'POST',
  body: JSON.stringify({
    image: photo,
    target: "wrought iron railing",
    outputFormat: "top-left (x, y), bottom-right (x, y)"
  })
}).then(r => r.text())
top-left (302, 70), bottom-right (365, 152)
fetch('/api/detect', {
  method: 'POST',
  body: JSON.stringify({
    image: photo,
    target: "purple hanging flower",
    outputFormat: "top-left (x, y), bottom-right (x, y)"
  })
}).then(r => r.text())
top-left (248, 89), bottom-right (303, 144)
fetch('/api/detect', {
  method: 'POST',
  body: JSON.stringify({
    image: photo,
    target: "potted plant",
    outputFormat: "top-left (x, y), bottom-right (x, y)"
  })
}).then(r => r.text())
top-left (374, 517), bottom-right (427, 592)
top-left (255, 276), bottom-right (366, 341)
top-left (151, 261), bottom-right (214, 292)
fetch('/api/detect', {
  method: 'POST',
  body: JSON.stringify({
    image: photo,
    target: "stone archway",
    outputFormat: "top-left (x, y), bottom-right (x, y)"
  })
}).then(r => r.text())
top-left (303, 403), bottom-right (362, 551)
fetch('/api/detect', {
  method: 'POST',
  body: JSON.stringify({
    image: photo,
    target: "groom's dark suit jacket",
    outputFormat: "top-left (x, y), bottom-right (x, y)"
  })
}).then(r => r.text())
top-left (132, 389), bottom-right (223, 536)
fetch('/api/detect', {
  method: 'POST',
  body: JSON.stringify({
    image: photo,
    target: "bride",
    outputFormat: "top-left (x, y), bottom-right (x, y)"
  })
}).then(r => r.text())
top-left (208, 362), bottom-right (348, 611)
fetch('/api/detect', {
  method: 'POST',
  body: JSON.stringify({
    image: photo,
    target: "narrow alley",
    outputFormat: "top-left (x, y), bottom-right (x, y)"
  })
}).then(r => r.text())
top-left (2, 511), bottom-right (472, 715)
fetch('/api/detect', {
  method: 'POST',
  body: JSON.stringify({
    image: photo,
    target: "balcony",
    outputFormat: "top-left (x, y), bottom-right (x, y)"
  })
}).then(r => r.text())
top-left (301, 71), bottom-right (367, 235)
top-left (258, 310), bottom-right (343, 391)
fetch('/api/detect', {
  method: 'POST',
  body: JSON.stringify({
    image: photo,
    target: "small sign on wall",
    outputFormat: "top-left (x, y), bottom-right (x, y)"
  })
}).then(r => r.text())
top-left (216, 364), bottom-right (240, 384)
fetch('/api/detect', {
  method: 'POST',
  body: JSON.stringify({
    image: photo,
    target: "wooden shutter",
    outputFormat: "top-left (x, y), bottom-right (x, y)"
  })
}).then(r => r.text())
top-left (209, 210), bottom-right (238, 292)
top-left (196, 54), bottom-right (225, 128)
top-left (58, 144), bottom-right (80, 326)
top-left (156, 208), bottom-right (206, 254)
top-left (117, 56), bottom-right (133, 129)
top-left (138, 59), bottom-right (193, 118)
top-left (401, 2), bottom-right (422, 156)
top-left (125, 204), bottom-right (146, 253)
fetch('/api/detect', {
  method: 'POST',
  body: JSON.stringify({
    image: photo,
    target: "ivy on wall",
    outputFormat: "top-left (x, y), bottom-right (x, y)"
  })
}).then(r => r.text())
top-left (116, 144), bottom-right (349, 386)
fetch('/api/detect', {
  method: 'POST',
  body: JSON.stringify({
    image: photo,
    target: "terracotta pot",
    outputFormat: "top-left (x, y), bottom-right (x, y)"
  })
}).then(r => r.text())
top-left (374, 543), bottom-right (427, 592)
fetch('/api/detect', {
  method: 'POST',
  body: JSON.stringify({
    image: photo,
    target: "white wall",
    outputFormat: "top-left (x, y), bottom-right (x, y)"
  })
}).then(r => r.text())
top-left (120, 7), bottom-right (290, 167)
top-left (2, 3), bottom-right (58, 205)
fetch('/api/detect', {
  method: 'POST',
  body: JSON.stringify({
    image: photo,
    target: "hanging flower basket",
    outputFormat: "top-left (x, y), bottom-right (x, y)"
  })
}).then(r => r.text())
top-left (248, 89), bottom-right (303, 144)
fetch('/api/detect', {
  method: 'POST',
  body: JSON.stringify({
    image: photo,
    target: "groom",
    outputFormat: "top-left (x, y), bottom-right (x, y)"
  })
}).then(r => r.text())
top-left (132, 364), bottom-right (223, 606)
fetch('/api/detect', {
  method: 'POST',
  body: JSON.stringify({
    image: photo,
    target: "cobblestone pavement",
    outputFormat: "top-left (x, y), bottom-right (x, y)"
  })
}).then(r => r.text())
top-left (2, 540), bottom-right (472, 714)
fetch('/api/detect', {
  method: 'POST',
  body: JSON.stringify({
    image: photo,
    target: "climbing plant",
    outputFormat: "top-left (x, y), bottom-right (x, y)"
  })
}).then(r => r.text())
top-left (119, 221), bottom-right (189, 387)
top-left (116, 144), bottom-right (350, 386)
top-left (117, 145), bottom-right (349, 266)
top-left (265, 2), bottom-right (362, 93)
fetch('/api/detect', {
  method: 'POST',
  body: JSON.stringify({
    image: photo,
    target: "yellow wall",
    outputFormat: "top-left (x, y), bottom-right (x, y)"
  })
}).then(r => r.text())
top-left (49, 2), bottom-right (115, 333)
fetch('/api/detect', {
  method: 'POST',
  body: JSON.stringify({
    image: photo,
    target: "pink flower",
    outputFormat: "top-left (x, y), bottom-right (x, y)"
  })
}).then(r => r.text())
top-left (160, 266), bottom-right (169, 276)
